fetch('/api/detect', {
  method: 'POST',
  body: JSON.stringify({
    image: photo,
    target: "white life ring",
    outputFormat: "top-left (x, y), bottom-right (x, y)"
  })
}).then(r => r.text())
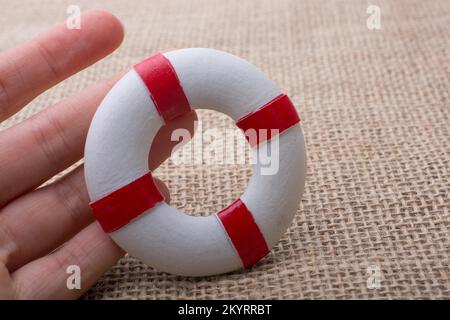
top-left (84, 48), bottom-right (306, 276)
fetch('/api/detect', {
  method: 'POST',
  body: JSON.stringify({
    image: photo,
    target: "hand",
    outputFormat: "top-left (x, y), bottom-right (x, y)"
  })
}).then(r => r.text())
top-left (0, 10), bottom-right (196, 299)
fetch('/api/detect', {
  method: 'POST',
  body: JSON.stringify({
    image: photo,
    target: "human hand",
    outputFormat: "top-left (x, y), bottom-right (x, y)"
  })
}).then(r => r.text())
top-left (0, 10), bottom-right (196, 299)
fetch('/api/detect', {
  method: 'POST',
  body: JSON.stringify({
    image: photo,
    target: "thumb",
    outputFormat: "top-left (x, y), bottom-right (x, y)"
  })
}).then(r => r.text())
top-left (148, 110), bottom-right (197, 170)
top-left (153, 177), bottom-right (171, 204)
top-left (148, 110), bottom-right (198, 204)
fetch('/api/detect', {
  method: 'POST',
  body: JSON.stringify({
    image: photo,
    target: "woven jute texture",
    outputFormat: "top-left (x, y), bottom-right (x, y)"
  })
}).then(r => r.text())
top-left (0, 0), bottom-right (449, 299)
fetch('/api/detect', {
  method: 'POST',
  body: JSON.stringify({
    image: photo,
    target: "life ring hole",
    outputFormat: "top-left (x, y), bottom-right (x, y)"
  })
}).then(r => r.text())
top-left (151, 109), bottom-right (252, 216)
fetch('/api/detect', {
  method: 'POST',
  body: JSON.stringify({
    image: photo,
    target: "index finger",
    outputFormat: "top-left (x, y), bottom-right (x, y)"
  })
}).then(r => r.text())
top-left (0, 9), bottom-right (124, 122)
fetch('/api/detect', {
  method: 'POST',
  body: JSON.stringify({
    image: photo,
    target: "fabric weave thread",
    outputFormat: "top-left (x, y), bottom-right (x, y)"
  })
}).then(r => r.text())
top-left (0, 0), bottom-right (448, 299)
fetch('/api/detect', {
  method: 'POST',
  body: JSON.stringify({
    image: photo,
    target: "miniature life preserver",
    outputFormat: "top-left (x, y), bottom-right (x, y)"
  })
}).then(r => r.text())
top-left (84, 48), bottom-right (306, 276)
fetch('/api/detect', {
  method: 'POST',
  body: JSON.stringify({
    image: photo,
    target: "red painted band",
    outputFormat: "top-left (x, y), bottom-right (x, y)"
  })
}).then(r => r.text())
top-left (217, 199), bottom-right (269, 268)
top-left (90, 172), bottom-right (165, 233)
top-left (134, 53), bottom-right (191, 122)
top-left (236, 94), bottom-right (300, 147)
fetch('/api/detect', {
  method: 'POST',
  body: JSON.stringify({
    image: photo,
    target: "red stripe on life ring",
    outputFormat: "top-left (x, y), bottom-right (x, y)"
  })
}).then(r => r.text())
top-left (90, 172), bottom-right (165, 233)
top-left (217, 199), bottom-right (269, 268)
top-left (236, 94), bottom-right (300, 147)
top-left (134, 53), bottom-right (191, 122)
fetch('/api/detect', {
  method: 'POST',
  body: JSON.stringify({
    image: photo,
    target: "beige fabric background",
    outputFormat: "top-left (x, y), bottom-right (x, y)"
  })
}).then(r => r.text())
top-left (0, 0), bottom-right (449, 299)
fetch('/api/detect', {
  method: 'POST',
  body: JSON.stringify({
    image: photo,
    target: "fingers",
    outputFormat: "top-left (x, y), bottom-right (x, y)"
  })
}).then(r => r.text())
top-left (10, 174), bottom-right (171, 299)
top-left (0, 84), bottom-right (195, 207)
top-left (0, 75), bottom-right (195, 272)
top-left (11, 223), bottom-right (124, 299)
top-left (0, 72), bottom-right (124, 207)
top-left (1, 166), bottom-right (91, 272)
top-left (2, 111), bottom-right (192, 300)
top-left (1, 165), bottom-right (171, 273)
top-left (0, 9), bottom-right (124, 121)
top-left (0, 263), bottom-right (14, 299)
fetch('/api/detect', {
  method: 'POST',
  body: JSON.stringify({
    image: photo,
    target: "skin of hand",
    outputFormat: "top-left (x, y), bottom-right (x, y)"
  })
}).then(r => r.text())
top-left (0, 10), bottom-right (196, 299)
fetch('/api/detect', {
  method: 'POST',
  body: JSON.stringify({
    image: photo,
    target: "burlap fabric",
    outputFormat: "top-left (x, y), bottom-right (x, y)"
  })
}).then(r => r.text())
top-left (0, 0), bottom-right (448, 299)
